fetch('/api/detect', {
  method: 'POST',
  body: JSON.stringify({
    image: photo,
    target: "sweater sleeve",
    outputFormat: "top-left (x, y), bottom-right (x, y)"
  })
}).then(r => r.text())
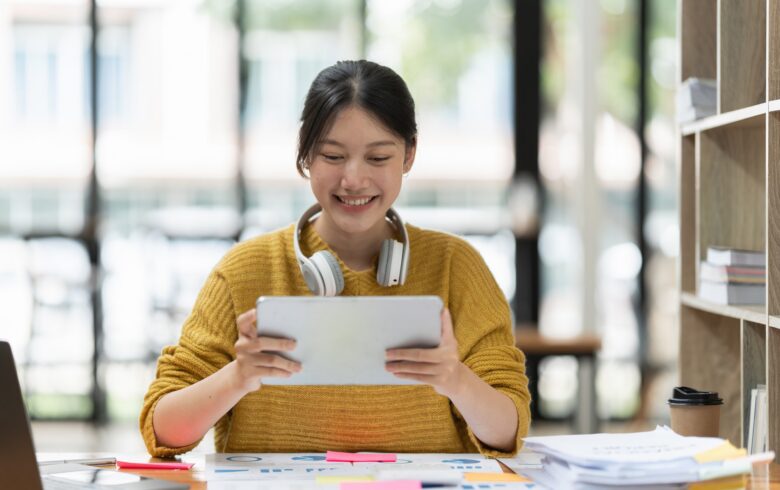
top-left (447, 240), bottom-right (532, 458)
top-left (139, 269), bottom-right (238, 457)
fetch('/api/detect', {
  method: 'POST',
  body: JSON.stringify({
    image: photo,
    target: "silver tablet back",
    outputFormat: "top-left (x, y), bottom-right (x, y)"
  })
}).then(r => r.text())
top-left (256, 296), bottom-right (443, 385)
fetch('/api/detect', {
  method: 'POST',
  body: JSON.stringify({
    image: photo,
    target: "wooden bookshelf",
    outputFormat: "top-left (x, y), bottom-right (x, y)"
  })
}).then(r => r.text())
top-left (678, 0), bottom-right (778, 449)
top-left (681, 292), bottom-right (766, 324)
top-left (680, 103), bottom-right (764, 136)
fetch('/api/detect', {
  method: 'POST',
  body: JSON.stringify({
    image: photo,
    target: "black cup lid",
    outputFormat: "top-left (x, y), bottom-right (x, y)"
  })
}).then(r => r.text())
top-left (668, 386), bottom-right (723, 406)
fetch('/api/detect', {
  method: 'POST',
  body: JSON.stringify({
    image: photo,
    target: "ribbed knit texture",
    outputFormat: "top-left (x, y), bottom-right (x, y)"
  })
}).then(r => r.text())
top-left (140, 223), bottom-right (531, 458)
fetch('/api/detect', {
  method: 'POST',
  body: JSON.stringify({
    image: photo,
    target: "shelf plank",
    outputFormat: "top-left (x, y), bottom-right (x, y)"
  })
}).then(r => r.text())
top-left (698, 123), bottom-right (765, 262)
top-left (681, 136), bottom-right (697, 293)
top-left (681, 292), bottom-right (767, 324)
top-left (769, 316), bottom-right (780, 329)
top-left (771, 1), bottom-right (780, 100)
top-left (680, 306), bottom-right (742, 445)
top-left (769, 329), bottom-right (780, 452)
top-left (681, 103), bottom-right (766, 135)
top-left (769, 112), bottom-right (780, 316)
top-left (719, 0), bottom-right (766, 112)
top-left (681, 0), bottom-right (717, 82)
top-left (770, 99), bottom-right (780, 112)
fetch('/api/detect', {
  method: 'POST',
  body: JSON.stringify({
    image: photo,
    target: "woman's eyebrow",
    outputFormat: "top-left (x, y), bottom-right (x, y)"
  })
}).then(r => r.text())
top-left (367, 141), bottom-right (397, 148)
top-left (320, 139), bottom-right (397, 148)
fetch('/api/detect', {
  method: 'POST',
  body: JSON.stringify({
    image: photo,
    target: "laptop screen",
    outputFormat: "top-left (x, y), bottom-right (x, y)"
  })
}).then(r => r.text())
top-left (0, 341), bottom-right (44, 490)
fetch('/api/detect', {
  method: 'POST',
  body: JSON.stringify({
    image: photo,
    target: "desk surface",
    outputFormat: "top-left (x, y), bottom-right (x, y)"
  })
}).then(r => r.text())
top-left (40, 453), bottom-right (780, 489)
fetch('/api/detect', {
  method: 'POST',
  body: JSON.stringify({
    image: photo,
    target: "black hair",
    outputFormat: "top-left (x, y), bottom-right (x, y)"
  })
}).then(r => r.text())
top-left (296, 60), bottom-right (417, 177)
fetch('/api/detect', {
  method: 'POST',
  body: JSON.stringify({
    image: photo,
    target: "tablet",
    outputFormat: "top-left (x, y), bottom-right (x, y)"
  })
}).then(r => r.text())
top-left (255, 295), bottom-right (443, 385)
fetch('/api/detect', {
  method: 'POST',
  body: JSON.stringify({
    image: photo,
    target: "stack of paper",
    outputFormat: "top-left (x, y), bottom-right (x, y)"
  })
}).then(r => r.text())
top-left (520, 426), bottom-right (773, 489)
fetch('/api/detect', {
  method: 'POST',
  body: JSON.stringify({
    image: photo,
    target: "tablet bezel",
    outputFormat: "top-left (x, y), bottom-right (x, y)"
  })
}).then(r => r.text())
top-left (255, 295), bottom-right (443, 385)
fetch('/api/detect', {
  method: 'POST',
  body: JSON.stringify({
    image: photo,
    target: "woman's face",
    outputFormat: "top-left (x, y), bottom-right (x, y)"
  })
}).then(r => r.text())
top-left (308, 105), bottom-right (415, 239)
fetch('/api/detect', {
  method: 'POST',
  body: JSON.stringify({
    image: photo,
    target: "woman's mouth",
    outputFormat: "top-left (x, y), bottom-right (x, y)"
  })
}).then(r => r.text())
top-left (335, 195), bottom-right (377, 207)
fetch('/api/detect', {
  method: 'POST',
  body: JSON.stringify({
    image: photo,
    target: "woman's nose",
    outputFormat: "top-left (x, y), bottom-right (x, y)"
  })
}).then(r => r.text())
top-left (340, 159), bottom-right (367, 188)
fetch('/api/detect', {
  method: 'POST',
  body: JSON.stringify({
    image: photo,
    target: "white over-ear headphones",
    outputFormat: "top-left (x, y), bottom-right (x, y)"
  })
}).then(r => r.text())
top-left (293, 203), bottom-right (410, 296)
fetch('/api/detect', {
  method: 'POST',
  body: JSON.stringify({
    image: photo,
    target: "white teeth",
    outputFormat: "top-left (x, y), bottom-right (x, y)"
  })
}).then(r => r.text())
top-left (339, 196), bottom-right (373, 206)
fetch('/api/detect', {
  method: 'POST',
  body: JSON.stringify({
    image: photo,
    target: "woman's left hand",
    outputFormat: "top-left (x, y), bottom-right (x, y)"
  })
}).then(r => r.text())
top-left (385, 308), bottom-right (465, 398)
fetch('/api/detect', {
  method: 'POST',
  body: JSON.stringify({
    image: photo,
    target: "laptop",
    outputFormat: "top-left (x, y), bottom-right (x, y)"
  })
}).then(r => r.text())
top-left (0, 341), bottom-right (187, 490)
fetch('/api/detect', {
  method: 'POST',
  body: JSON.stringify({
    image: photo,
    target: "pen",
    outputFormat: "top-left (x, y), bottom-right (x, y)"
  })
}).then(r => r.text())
top-left (38, 457), bottom-right (117, 466)
top-left (421, 483), bottom-right (458, 488)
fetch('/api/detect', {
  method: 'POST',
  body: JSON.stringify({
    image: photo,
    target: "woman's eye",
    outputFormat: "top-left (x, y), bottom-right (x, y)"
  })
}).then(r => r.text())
top-left (322, 154), bottom-right (342, 161)
top-left (369, 157), bottom-right (390, 163)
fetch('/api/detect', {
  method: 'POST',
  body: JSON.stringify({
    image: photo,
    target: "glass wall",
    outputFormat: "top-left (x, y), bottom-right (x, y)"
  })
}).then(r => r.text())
top-left (538, 0), bottom-right (678, 423)
top-left (0, 0), bottom-right (517, 421)
top-left (643, 0), bottom-right (678, 422)
top-left (0, 0), bottom-right (94, 418)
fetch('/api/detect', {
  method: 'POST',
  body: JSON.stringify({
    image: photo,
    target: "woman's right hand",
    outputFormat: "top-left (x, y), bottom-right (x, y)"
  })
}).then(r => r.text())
top-left (233, 308), bottom-right (301, 394)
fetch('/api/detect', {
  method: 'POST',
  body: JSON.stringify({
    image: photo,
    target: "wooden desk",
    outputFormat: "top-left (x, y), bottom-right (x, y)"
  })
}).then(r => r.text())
top-left (41, 453), bottom-right (780, 489)
top-left (515, 329), bottom-right (602, 434)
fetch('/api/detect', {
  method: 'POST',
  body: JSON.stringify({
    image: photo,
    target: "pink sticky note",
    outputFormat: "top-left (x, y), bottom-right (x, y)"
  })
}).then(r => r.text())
top-left (341, 481), bottom-right (421, 490)
top-left (116, 460), bottom-right (194, 470)
top-left (326, 451), bottom-right (397, 463)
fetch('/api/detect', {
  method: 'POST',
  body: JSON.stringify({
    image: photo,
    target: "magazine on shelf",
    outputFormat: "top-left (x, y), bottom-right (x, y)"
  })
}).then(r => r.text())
top-left (699, 262), bottom-right (765, 284)
top-left (698, 281), bottom-right (765, 305)
top-left (706, 246), bottom-right (765, 267)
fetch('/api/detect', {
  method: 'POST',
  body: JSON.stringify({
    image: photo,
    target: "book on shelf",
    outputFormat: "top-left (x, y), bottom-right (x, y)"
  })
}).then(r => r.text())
top-left (748, 385), bottom-right (768, 455)
top-left (677, 77), bottom-right (716, 123)
top-left (699, 262), bottom-right (766, 284)
top-left (706, 246), bottom-right (766, 267)
top-left (698, 280), bottom-right (765, 305)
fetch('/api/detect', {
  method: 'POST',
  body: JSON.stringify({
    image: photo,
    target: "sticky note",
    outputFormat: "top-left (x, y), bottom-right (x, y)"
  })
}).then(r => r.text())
top-left (463, 472), bottom-right (532, 483)
top-left (341, 481), bottom-right (421, 490)
top-left (694, 442), bottom-right (747, 464)
top-left (116, 460), bottom-right (194, 470)
top-left (326, 451), bottom-right (397, 463)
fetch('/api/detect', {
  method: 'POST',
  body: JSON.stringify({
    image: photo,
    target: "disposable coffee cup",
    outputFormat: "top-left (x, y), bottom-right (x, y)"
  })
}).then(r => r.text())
top-left (668, 386), bottom-right (723, 437)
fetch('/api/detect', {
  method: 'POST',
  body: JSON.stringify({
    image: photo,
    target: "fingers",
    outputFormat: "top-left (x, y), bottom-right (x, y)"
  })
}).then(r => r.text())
top-left (236, 347), bottom-right (301, 374)
top-left (440, 308), bottom-right (454, 341)
top-left (242, 365), bottom-right (299, 379)
top-left (386, 361), bottom-right (439, 376)
top-left (236, 335), bottom-right (297, 355)
top-left (386, 347), bottom-right (439, 363)
top-left (251, 353), bottom-right (302, 373)
top-left (237, 309), bottom-right (257, 338)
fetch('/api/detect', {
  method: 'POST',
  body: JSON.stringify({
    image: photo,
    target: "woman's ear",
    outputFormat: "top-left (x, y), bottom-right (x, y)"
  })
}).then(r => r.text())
top-left (403, 137), bottom-right (417, 174)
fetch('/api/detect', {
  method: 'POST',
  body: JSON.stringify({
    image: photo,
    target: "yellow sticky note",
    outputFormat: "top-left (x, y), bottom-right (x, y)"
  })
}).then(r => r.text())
top-left (694, 442), bottom-right (747, 464)
top-left (316, 475), bottom-right (375, 484)
top-left (463, 472), bottom-right (532, 483)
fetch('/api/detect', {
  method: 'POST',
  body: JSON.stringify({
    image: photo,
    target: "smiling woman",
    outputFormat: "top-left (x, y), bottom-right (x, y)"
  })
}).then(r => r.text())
top-left (140, 60), bottom-right (531, 459)
top-left (309, 109), bottom-right (412, 270)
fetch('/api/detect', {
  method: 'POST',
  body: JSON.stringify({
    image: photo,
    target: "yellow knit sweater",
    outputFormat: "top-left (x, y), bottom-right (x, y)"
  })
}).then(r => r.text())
top-left (140, 222), bottom-right (531, 458)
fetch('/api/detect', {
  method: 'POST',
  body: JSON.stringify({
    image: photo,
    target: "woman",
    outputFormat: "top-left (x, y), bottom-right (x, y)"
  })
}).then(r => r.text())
top-left (141, 60), bottom-right (531, 458)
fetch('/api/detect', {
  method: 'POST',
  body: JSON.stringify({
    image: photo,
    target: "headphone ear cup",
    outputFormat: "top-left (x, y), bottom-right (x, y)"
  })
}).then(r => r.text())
top-left (377, 239), bottom-right (403, 286)
top-left (300, 260), bottom-right (325, 296)
top-left (310, 251), bottom-right (344, 296)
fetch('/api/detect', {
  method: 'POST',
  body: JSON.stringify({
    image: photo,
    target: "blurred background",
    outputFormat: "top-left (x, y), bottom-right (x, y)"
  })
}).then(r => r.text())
top-left (0, 0), bottom-right (679, 452)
